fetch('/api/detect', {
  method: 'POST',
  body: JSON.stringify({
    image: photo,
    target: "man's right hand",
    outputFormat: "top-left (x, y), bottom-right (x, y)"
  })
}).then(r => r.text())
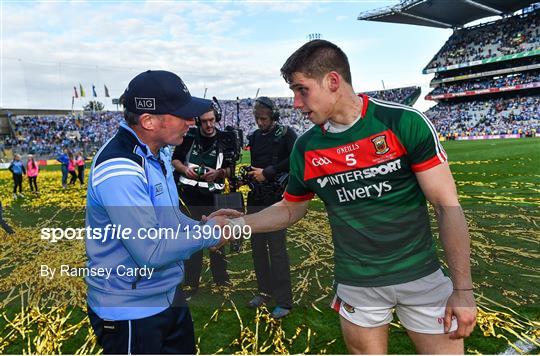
top-left (248, 167), bottom-right (266, 182)
top-left (207, 215), bottom-right (234, 251)
top-left (202, 209), bottom-right (243, 251)
top-left (202, 209), bottom-right (243, 222)
top-left (444, 289), bottom-right (477, 339)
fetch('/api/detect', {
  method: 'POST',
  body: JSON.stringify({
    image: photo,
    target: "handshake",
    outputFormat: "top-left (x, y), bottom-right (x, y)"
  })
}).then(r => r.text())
top-left (201, 209), bottom-right (248, 252)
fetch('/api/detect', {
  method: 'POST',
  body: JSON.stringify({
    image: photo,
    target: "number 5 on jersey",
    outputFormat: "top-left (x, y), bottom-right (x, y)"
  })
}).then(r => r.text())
top-left (346, 153), bottom-right (357, 166)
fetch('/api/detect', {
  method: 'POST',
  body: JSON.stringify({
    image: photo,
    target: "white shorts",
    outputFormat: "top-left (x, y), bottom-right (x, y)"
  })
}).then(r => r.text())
top-left (331, 269), bottom-right (458, 334)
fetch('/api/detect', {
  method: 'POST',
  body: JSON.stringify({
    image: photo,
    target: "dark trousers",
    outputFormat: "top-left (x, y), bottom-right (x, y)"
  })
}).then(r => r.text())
top-left (248, 199), bottom-right (293, 309)
top-left (28, 176), bottom-right (38, 191)
top-left (68, 170), bottom-right (77, 184)
top-left (250, 230), bottom-right (293, 308)
top-left (77, 166), bottom-right (85, 185)
top-left (87, 292), bottom-right (195, 354)
top-left (180, 188), bottom-right (229, 287)
top-left (13, 174), bottom-right (23, 193)
top-left (183, 246), bottom-right (229, 287)
top-left (61, 165), bottom-right (68, 187)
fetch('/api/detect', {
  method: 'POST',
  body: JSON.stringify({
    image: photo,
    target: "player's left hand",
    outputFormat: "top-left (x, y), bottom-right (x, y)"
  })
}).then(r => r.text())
top-left (444, 290), bottom-right (477, 339)
top-left (202, 168), bottom-right (221, 182)
top-left (248, 167), bottom-right (266, 182)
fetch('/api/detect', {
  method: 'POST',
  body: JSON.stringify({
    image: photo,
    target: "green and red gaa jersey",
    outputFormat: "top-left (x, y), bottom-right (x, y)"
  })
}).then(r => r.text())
top-left (284, 95), bottom-right (448, 287)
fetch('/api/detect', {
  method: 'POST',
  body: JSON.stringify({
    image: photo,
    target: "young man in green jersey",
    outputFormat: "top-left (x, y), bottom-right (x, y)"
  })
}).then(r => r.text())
top-left (226, 40), bottom-right (476, 353)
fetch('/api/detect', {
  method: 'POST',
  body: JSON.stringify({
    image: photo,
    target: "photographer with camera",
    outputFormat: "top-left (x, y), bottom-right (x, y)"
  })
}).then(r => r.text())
top-left (172, 101), bottom-right (233, 298)
top-left (245, 96), bottom-right (297, 319)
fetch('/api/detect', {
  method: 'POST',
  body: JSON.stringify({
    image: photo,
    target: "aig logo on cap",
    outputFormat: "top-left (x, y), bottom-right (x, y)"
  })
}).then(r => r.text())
top-left (135, 97), bottom-right (156, 110)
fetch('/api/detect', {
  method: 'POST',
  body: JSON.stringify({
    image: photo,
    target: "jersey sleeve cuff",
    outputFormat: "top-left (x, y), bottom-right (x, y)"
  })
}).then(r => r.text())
top-left (411, 155), bottom-right (447, 172)
top-left (284, 191), bottom-right (315, 202)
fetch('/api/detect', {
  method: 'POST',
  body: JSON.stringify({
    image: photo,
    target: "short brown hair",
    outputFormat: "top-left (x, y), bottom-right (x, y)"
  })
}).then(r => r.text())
top-left (124, 109), bottom-right (141, 126)
top-left (280, 40), bottom-right (352, 85)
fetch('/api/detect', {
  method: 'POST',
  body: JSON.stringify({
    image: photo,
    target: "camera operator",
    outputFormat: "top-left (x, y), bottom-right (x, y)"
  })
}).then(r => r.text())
top-left (172, 103), bottom-right (232, 298)
top-left (246, 96), bottom-right (297, 319)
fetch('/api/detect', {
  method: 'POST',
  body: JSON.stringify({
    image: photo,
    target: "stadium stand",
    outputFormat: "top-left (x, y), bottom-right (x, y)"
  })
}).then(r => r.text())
top-left (424, 10), bottom-right (539, 70)
top-left (7, 112), bottom-right (123, 158)
top-left (6, 87), bottom-right (419, 159)
top-left (428, 70), bottom-right (539, 96)
top-left (358, 0), bottom-right (539, 141)
top-left (422, 7), bottom-right (540, 140)
top-left (357, 0), bottom-right (536, 29)
top-left (363, 86), bottom-right (420, 106)
top-left (425, 95), bottom-right (539, 139)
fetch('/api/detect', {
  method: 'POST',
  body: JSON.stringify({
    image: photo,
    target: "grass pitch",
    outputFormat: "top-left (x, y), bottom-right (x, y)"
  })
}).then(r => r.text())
top-left (0, 138), bottom-right (538, 354)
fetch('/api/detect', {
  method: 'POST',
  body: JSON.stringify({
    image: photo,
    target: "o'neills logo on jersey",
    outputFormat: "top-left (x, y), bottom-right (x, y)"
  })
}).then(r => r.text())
top-left (316, 159), bottom-right (402, 189)
top-left (372, 135), bottom-right (389, 155)
top-left (336, 143), bottom-right (360, 155)
top-left (337, 181), bottom-right (392, 203)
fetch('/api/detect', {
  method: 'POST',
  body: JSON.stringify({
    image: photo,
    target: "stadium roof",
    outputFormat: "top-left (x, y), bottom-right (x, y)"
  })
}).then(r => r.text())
top-left (357, 0), bottom-right (538, 29)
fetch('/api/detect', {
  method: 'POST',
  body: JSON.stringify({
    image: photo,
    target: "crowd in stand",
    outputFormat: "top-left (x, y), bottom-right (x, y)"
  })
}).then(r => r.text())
top-left (5, 85), bottom-right (507, 158)
top-left (425, 95), bottom-right (539, 138)
top-left (218, 97), bottom-right (310, 139)
top-left (432, 56), bottom-right (538, 82)
top-left (425, 10), bottom-right (539, 70)
top-left (429, 70), bottom-right (540, 96)
top-left (218, 87), bottom-right (418, 136)
top-left (8, 115), bottom-right (80, 156)
top-left (6, 112), bottom-right (124, 158)
top-left (363, 86), bottom-right (419, 104)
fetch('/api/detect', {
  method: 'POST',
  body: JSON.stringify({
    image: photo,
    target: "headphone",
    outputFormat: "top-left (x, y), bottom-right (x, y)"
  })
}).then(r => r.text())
top-left (255, 96), bottom-right (280, 121)
top-left (195, 96), bottom-right (222, 126)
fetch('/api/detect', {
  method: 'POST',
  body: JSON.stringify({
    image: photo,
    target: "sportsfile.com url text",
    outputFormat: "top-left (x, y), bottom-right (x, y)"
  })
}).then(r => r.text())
top-left (40, 224), bottom-right (252, 243)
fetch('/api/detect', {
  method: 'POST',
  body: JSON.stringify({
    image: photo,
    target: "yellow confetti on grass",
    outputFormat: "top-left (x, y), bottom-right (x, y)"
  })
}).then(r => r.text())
top-left (0, 167), bottom-right (538, 354)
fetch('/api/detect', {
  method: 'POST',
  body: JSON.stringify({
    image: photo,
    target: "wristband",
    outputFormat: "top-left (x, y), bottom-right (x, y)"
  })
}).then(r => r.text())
top-left (228, 217), bottom-right (246, 239)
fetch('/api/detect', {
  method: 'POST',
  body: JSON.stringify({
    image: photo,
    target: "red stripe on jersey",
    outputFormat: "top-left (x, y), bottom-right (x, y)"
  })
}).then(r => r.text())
top-left (358, 94), bottom-right (369, 118)
top-left (284, 191), bottom-right (315, 202)
top-left (303, 129), bottom-right (407, 181)
top-left (411, 154), bottom-right (446, 172)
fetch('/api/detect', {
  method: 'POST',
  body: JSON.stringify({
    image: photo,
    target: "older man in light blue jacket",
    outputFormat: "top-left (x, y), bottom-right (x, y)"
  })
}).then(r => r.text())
top-left (86, 70), bottom-right (239, 354)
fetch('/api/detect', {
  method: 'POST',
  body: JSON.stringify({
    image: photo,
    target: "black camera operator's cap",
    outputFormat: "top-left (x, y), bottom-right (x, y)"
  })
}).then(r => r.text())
top-left (122, 70), bottom-right (212, 119)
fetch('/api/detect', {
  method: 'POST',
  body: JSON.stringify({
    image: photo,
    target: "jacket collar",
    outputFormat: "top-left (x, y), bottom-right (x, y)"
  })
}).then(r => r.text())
top-left (119, 122), bottom-right (157, 158)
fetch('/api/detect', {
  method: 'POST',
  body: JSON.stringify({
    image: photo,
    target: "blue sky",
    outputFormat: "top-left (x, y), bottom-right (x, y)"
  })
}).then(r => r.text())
top-left (1, 0), bottom-right (455, 111)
